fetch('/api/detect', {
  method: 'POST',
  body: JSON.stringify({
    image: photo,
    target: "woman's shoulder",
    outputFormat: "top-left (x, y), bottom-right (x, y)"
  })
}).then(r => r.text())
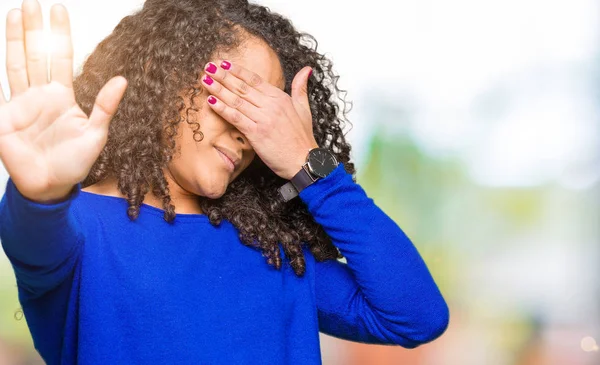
top-left (73, 178), bottom-right (140, 226)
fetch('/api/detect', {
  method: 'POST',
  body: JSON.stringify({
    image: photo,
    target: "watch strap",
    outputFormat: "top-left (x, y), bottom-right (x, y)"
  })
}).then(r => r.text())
top-left (291, 164), bottom-right (317, 192)
top-left (278, 181), bottom-right (298, 202)
top-left (278, 164), bottom-right (318, 202)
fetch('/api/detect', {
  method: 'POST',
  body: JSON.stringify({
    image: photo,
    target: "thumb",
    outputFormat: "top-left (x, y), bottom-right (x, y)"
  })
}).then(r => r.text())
top-left (89, 76), bottom-right (128, 130)
top-left (291, 66), bottom-right (312, 109)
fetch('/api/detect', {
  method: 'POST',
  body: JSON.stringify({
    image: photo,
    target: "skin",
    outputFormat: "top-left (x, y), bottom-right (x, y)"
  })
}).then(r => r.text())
top-left (0, 1), bottom-right (129, 204)
top-left (84, 36), bottom-right (288, 215)
top-left (0, 0), bottom-right (318, 216)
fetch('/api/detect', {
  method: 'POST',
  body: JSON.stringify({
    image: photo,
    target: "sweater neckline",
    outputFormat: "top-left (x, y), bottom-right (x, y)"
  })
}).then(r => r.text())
top-left (79, 190), bottom-right (211, 223)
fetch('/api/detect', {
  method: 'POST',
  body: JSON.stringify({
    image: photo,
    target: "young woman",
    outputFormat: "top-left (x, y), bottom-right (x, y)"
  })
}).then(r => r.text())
top-left (0, 0), bottom-right (449, 363)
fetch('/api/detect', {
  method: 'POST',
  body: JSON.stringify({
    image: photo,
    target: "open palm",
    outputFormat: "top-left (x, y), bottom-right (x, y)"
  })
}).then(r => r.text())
top-left (0, 0), bottom-right (127, 202)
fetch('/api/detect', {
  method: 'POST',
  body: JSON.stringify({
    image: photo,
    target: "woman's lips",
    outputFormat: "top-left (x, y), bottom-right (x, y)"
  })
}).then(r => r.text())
top-left (216, 148), bottom-right (235, 172)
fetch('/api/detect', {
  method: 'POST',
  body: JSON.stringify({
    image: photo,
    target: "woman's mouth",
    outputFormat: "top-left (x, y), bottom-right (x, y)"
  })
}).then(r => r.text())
top-left (216, 148), bottom-right (235, 173)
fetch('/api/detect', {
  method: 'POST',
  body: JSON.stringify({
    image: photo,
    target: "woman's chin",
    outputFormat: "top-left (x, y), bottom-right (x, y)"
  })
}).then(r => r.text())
top-left (199, 181), bottom-right (228, 200)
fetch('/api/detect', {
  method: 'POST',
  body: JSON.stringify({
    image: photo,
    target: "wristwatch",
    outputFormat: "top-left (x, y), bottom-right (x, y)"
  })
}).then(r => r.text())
top-left (278, 147), bottom-right (339, 202)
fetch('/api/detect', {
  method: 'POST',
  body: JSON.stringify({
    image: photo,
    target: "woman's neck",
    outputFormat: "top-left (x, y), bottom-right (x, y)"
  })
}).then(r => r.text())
top-left (81, 176), bottom-right (204, 215)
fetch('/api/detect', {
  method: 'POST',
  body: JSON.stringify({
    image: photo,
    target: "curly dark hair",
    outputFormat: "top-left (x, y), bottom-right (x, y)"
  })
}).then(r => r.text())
top-left (73, 0), bottom-right (356, 276)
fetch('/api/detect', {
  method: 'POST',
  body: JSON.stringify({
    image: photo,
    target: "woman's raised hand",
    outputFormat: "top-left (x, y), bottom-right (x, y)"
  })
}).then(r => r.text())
top-left (0, 0), bottom-right (127, 203)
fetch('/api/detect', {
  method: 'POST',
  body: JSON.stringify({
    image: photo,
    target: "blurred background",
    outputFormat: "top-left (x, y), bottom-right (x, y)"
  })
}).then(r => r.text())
top-left (0, 0), bottom-right (598, 364)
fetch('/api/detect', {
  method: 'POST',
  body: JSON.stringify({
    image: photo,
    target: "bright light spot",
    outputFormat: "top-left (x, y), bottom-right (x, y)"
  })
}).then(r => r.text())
top-left (42, 28), bottom-right (59, 56)
top-left (581, 336), bottom-right (598, 352)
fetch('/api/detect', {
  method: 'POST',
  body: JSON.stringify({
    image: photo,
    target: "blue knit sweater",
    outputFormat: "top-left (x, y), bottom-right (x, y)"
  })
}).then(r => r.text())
top-left (0, 163), bottom-right (448, 364)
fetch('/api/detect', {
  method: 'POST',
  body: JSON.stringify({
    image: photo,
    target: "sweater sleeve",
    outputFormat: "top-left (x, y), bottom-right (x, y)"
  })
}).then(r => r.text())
top-left (0, 178), bottom-right (83, 300)
top-left (298, 163), bottom-right (449, 348)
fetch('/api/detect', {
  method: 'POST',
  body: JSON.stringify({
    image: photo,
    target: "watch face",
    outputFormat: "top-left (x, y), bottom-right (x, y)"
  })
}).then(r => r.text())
top-left (307, 148), bottom-right (338, 178)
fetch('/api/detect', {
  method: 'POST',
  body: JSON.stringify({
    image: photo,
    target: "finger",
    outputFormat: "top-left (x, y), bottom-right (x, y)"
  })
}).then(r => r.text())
top-left (219, 60), bottom-right (282, 96)
top-left (206, 95), bottom-right (256, 137)
top-left (0, 105), bottom-right (12, 135)
top-left (291, 66), bottom-right (312, 104)
top-left (49, 4), bottom-right (73, 88)
top-left (22, 0), bottom-right (47, 86)
top-left (0, 89), bottom-right (41, 135)
top-left (204, 61), bottom-right (265, 106)
top-left (0, 83), bottom-right (6, 104)
top-left (88, 76), bottom-right (128, 131)
top-left (291, 66), bottom-right (313, 116)
top-left (6, 9), bottom-right (29, 96)
top-left (201, 73), bottom-right (264, 122)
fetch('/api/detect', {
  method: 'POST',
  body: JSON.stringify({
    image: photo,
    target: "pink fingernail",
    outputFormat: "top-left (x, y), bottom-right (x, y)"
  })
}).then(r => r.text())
top-left (308, 68), bottom-right (313, 78)
top-left (207, 96), bottom-right (217, 105)
top-left (205, 62), bottom-right (217, 74)
top-left (220, 60), bottom-right (231, 70)
top-left (202, 75), bottom-right (214, 85)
